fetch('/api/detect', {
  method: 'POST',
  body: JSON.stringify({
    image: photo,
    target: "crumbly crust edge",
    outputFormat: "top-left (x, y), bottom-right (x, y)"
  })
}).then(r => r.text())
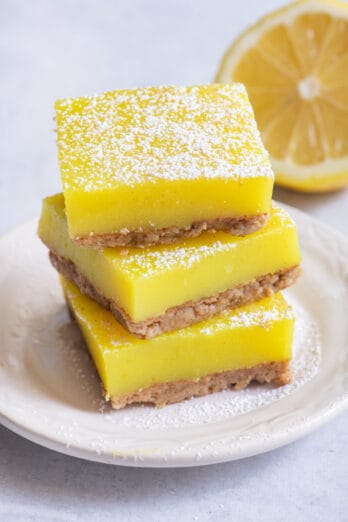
top-left (50, 251), bottom-right (301, 339)
top-left (73, 214), bottom-right (269, 248)
top-left (109, 361), bottom-right (291, 409)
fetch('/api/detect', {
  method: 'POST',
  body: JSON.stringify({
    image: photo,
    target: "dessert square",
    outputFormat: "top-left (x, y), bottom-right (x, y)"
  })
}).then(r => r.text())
top-left (62, 277), bottom-right (294, 409)
top-left (55, 83), bottom-right (274, 247)
top-left (39, 194), bottom-right (301, 338)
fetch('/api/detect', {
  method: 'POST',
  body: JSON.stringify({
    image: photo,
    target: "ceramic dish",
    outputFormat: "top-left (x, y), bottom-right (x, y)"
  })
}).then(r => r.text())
top-left (0, 203), bottom-right (347, 467)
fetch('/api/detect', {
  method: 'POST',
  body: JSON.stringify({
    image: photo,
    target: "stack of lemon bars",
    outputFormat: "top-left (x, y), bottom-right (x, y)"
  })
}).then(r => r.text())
top-left (38, 84), bottom-right (301, 409)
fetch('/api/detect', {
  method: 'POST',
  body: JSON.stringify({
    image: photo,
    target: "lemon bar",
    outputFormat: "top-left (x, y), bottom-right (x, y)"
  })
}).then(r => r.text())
top-left (38, 194), bottom-right (301, 338)
top-left (62, 278), bottom-right (293, 408)
top-left (55, 84), bottom-right (274, 247)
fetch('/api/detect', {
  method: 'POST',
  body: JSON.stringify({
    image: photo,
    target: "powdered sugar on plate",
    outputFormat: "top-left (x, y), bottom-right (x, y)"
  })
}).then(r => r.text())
top-left (2, 208), bottom-right (346, 466)
top-left (100, 292), bottom-right (320, 429)
top-left (26, 287), bottom-right (319, 431)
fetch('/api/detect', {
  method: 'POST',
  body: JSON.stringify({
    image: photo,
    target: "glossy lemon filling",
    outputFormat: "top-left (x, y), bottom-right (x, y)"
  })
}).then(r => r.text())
top-left (38, 194), bottom-right (301, 322)
top-left (62, 278), bottom-right (294, 398)
top-left (55, 84), bottom-right (274, 238)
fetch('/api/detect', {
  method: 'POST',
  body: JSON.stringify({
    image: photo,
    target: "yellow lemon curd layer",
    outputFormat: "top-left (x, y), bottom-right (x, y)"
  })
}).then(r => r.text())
top-left (38, 194), bottom-right (301, 322)
top-left (55, 84), bottom-right (274, 238)
top-left (62, 278), bottom-right (294, 398)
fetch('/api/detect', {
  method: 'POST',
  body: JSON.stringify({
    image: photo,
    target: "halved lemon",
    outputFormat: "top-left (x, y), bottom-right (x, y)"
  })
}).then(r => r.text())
top-left (216, 0), bottom-right (348, 192)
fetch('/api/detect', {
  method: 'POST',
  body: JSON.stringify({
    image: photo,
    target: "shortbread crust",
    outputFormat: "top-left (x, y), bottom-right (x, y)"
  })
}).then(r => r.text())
top-left (74, 214), bottom-right (269, 248)
top-left (51, 250), bottom-right (300, 338)
top-left (109, 361), bottom-right (291, 409)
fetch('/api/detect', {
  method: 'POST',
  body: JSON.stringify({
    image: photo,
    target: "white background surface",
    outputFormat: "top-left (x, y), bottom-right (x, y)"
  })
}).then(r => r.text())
top-left (0, 0), bottom-right (347, 520)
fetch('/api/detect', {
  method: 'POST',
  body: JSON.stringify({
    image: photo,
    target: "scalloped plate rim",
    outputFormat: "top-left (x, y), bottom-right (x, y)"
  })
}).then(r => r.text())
top-left (0, 202), bottom-right (347, 467)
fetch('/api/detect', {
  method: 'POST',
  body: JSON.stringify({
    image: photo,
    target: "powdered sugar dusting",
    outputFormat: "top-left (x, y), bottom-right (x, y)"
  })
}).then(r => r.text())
top-left (30, 289), bottom-right (317, 432)
top-left (117, 237), bottom-right (238, 277)
top-left (100, 293), bottom-right (320, 429)
top-left (55, 84), bottom-right (273, 191)
top-left (64, 279), bottom-right (294, 348)
top-left (110, 203), bottom-right (295, 278)
top-left (2, 211), bottom-right (346, 466)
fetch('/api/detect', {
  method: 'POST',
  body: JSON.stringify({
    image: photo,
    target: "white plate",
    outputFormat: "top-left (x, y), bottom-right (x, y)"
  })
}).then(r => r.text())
top-left (0, 204), bottom-right (347, 467)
